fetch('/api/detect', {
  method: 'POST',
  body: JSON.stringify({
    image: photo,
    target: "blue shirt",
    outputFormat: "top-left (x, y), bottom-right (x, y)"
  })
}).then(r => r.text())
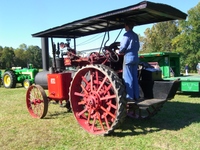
top-left (119, 30), bottom-right (140, 65)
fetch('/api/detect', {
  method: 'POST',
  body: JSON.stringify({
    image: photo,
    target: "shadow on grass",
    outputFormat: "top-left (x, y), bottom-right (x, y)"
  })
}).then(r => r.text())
top-left (111, 101), bottom-right (200, 137)
top-left (176, 92), bottom-right (200, 98)
top-left (39, 99), bottom-right (200, 136)
top-left (44, 111), bottom-right (72, 119)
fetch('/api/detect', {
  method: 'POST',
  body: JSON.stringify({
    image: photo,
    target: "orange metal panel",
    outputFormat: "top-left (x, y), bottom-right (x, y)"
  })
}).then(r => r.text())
top-left (47, 72), bottom-right (71, 100)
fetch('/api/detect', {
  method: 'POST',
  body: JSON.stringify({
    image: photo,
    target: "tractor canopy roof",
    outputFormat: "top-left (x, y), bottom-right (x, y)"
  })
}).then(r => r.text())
top-left (32, 1), bottom-right (187, 38)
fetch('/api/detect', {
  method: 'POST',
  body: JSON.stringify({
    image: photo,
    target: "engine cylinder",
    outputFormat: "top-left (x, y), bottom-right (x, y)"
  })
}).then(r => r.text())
top-left (34, 71), bottom-right (49, 89)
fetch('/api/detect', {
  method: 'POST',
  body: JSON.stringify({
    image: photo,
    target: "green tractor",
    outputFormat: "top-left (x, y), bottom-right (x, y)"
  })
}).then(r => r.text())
top-left (2, 64), bottom-right (39, 89)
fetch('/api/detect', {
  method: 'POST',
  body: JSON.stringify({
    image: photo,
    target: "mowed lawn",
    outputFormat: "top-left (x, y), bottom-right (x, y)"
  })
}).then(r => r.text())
top-left (0, 85), bottom-right (200, 150)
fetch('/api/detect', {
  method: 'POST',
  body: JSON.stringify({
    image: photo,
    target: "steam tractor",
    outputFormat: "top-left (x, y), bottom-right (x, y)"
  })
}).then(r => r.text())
top-left (26, 1), bottom-right (187, 135)
top-left (2, 64), bottom-right (38, 89)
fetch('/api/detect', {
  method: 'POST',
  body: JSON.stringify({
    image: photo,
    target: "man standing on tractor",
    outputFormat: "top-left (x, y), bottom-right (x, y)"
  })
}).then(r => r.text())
top-left (59, 42), bottom-right (68, 57)
top-left (119, 20), bottom-right (140, 102)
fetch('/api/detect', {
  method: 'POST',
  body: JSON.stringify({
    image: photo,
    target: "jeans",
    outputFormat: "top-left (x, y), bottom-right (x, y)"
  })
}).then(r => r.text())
top-left (123, 60), bottom-right (139, 100)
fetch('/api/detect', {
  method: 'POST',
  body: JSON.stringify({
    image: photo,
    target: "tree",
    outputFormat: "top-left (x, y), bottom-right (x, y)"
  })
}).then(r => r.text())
top-left (25, 45), bottom-right (42, 68)
top-left (140, 21), bottom-right (180, 53)
top-left (0, 47), bottom-right (15, 68)
top-left (14, 48), bottom-right (27, 67)
top-left (172, 2), bottom-right (200, 72)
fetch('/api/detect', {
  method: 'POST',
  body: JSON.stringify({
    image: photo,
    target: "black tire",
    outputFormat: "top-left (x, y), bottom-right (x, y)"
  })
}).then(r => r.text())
top-left (3, 70), bottom-right (17, 88)
top-left (0, 80), bottom-right (2, 87)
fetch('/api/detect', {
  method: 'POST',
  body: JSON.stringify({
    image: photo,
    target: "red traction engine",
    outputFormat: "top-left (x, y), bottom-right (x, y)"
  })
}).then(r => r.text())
top-left (26, 42), bottom-right (179, 135)
top-left (26, 42), bottom-right (130, 135)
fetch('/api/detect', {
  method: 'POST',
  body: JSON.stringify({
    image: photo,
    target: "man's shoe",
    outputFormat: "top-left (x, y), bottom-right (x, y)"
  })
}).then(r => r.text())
top-left (127, 98), bottom-right (136, 104)
top-left (126, 98), bottom-right (134, 101)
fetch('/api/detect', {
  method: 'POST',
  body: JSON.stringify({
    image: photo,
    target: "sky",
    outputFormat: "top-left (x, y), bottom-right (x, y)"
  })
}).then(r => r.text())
top-left (0, 0), bottom-right (199, 51)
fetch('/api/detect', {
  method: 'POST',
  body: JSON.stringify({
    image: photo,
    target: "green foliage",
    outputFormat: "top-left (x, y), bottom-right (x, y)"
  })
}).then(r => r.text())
top-left (0, 46), bottom-right (15, 68)
top-left (0, 44), bottom-right (43, 69)
top-left (172, 2), bottom-right (200, 71)
top-left (140, 2), bottom-right (200, 72)
top-left (140, 21), bottom-right (180, 53)
top-left (26, 45), bottom-right (42, 68)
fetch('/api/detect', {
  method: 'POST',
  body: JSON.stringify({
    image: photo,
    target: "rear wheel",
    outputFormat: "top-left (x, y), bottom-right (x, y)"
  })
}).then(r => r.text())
top-left (3, 70), bottom-right (16, 88)
top-left (26, 85), bottom-right (48, 119)
top-left (69, 64), bottom-right (127, 135)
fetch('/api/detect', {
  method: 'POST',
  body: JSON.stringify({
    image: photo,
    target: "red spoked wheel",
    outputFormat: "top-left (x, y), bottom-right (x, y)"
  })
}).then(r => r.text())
top-left (69, 64), bottom-right (127, 135)
top-left (26, 85), bottom-right (48, 119)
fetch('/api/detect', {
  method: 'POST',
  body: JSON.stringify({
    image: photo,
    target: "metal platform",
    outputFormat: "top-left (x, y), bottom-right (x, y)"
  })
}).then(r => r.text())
top-left (127, 98), bottom-right (166, 107)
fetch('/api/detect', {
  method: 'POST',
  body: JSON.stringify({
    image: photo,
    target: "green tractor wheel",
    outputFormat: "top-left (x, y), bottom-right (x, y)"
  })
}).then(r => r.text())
top-left (3, 70), bottom-right (17, 88)
top-left (23, 79), bottom-right (31, 89)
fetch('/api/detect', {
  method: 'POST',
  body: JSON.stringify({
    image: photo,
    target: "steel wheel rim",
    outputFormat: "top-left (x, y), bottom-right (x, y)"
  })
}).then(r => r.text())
top-left (26, 85), bottom-right (48, 118)
top-left (70, 65), bottom-right (119, 134)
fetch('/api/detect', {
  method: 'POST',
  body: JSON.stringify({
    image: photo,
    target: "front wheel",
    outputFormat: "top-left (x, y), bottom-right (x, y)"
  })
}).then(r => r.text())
top-left (26, 85), bottom-right (48, 119)
top-left (69, 64), bottom-right (127, 135)
top-left (23, 79), bottom-right (31, 89)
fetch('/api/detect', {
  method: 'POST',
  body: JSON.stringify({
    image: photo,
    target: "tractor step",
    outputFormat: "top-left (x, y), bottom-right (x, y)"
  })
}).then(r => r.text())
top-left (127, 98), bottom-right (166, 107)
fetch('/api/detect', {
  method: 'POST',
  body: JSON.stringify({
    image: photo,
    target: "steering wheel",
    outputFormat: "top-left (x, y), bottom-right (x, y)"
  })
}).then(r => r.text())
top-left (102, 42), bottom-right (120, 62)
top-left (88, 52), bottom-right (100, 62)
top-left (109, 42), bottom-right (120, 51)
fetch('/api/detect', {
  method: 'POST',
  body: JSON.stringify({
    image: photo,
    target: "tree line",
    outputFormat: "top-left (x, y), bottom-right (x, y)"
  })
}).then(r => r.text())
top-left (0, 44), bottom-right (43, 69)
top-left (139, 2), bottom-right (200, 73)
top-left (0, 2), bottom-right (199, 73)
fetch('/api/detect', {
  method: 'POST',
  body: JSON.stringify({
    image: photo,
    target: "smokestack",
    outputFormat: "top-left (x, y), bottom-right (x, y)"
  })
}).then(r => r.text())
top-left (41, 37), bottom-right (49, 71)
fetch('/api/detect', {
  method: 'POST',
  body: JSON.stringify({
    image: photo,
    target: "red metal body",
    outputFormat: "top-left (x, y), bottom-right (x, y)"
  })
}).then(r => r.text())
top-left (47, 72), bottom-right (71, 100)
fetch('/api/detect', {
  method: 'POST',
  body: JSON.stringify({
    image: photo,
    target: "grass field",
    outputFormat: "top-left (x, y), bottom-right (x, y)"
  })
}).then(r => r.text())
top-left (0, 86), bottom-right (200, 150)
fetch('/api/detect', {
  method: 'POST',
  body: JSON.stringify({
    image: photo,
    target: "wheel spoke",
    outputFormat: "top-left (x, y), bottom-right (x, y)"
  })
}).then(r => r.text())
top-left (81, 84), bottom-right (88, 95)
top-left (107, 101), bottom-right (117, 109)
top-left (74, 92), bottom-right (85, 97)
top-left (91, 114), bottom-right (97, 132)
top-left (97, 113), bottom-right (105, 132)
top-left (97, 76), bottom-right (107, 93)
top-left (77, 107), bottom-right (88, 117)
top-left (90, 70), bottom-right (93, 91)
top-left (104, 115), bottom-right (110, 129)
top-left (78, 100), bottom-right (86, 105)
top-left (95, 70), bottom-right (99, 86)
top-left (100, 106), bottom-right (116, 119)
top-left (87, 107), bottom-right (92, 123)
top-left (104, 84), bottom-right (112, 94)
top-left (81, 76), bottom-right (89, 85)
top-left (100, 94), bottom-right (117, 100)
